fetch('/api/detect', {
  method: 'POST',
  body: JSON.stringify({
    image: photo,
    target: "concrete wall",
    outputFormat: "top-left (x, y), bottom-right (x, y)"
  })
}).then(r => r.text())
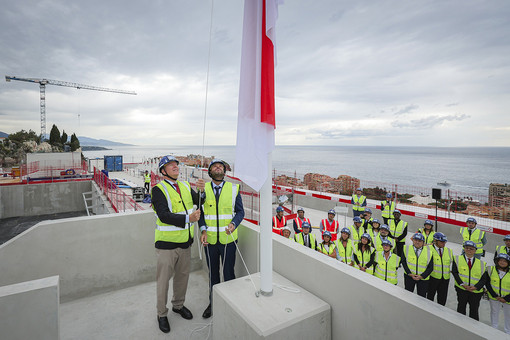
top-left (0, 210), bottom-right (203, 302)
top-left (233, 222), bottom-right (502, 340)
top-left (0, 276), bottom-right (59, 340)
top-left (0, 180), bottom-right (91, 219)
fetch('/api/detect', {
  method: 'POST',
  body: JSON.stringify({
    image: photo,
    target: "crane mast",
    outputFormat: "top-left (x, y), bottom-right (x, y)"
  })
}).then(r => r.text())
top-left (5, 76), bottom-right (137, 139)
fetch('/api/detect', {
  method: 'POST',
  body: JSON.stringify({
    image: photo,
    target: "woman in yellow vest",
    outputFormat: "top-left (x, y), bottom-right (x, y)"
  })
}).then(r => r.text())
top-left (319, 231), bottom-right (337, 259)
top-left (418, 219), bottom-right (436, 246)
top-left (485, 253), bottom-right (510, 334)
top-left (335, 227), bottom-right (354, 265)
top-left (426, 232), bottom-right (453, 306)
top-left (374, 239), bottom-right (400, 285)
top-left (494, 235), bottom-right (510, 263)
top-left (353, 233), bottom-right (375, 275)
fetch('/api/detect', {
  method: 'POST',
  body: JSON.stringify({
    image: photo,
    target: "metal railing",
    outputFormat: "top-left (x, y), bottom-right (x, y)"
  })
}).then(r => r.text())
top-left (93, 167), bottom-right (143, 213)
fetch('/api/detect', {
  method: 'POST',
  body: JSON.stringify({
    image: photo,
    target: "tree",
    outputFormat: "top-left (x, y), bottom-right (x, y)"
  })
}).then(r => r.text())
top-left (61, 130), bottom-right (68, 145)
top-left (8, 129), bottom-right (40, 145)
top-left (49, 124), bottom-right (61, 146)
top-left (70, 133), bottom-right (80, 151)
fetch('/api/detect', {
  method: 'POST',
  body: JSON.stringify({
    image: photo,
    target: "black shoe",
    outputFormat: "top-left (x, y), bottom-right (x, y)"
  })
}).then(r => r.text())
top-left (158, 316), bottom-right (170, 333)
top-left (202, 304), bottom-right (212, 319)
top-left (172, 306), bottom-right (193, 320)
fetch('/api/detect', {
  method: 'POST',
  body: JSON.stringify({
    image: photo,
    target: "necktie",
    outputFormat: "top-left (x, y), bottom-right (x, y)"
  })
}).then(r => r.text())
top-left (173, 183), bottom-right (181, 195)
top-left (439, 248), bottom-right (442, 257)
top-left (468, 258), bottom-right (472, 269)
top-left (305, 235), bottom-right (309, 247)
top-left (214, 186), bottom-right (220, 200)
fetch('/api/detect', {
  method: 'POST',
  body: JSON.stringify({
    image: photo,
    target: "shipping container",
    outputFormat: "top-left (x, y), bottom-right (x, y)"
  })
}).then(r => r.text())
top-left (104, 155), bottom-right (123, 172)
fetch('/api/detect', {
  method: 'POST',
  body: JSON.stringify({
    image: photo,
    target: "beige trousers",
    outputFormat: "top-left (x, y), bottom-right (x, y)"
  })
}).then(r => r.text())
top-left (156, 247), bottom-right (191, 317)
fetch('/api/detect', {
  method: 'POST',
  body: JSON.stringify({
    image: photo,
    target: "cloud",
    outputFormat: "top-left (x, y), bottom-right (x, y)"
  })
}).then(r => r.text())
top-left (393, 104), bottom-right (419, 116)
top-left (391, 114), bottom-right (470, 129)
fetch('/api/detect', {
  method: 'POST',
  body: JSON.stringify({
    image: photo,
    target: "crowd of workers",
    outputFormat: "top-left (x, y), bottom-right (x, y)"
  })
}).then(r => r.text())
top-left (272, 190), bottom-right (510, 334)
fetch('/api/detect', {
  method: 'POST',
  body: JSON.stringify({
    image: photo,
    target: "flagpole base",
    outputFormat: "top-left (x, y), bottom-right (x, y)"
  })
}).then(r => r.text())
top-left (259, 289), bottom-right (273, 297)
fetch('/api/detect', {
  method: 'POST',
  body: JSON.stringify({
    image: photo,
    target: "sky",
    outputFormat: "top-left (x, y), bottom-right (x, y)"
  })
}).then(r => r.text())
top-left (1, 0), bottom-right (509, 147)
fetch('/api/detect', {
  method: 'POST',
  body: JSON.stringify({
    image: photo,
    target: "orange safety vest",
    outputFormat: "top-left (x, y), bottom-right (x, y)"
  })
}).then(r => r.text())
top-left (321, 219), bottom-right (339, 241)
top-left (294, 217), bottom-right (311, 232)
top-left (272, 216), bottom-right (286, 234)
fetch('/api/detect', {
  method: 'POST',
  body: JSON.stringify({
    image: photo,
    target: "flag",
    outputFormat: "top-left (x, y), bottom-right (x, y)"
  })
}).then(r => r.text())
top-left (235, 0), bottom-right (281, 192)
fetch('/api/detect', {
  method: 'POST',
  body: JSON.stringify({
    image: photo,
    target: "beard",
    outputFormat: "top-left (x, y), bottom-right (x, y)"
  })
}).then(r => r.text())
top-left (211, 172), bottom-right (225, 181)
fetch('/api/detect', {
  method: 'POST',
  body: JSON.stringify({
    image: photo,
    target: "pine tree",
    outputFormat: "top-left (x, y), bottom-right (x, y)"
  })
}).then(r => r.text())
top-left (61, 130), bottom-right (68, 145)
top-left (70, 133), bottom-right (80, 151)
top-left (49, 124), bottom-right (60, 146)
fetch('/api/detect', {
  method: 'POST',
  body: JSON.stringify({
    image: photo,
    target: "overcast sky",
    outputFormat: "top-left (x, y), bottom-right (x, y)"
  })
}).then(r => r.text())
top-left (1, 0), bottom-right (509, 147)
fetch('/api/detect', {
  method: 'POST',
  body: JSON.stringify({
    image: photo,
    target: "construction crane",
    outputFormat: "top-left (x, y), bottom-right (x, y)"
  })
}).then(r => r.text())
top-left (5, 75), bottom-right (137, 138)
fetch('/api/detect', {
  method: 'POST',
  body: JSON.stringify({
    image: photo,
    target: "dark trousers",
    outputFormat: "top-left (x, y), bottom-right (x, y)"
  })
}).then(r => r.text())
top-left (383, 217), bottom-right (389, 225)
top-left (455, 286), bottom-right (483, 320)
top-left (404, 274), bottom-right (429, 297)
top-left (427, 277), bottom-right (450, 306)
top-left (394, 242), bottom-right (404, 258)
top-left (144, 182), bottom-right (150, 193)
top-left (353, 210), bottom-right (362, 217)
top-left (204, 242), bottom-right (236, 302)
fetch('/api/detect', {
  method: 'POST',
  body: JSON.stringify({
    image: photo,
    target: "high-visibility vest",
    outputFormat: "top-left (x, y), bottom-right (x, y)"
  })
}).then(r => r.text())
top-left (496, 245), bottom-right (510, 256)
top-left (381, 200), bottom-right (395, 219)
top-left (321, 219), bottom-right (339, 241)
top-left (389, 220), bottom-right (407, 244)
top-left (144, 173), bottom-right (151, 183)
top-left (153, 180), bottom-right (194, 244)
top-left (294, 233), bottom-right (316, 250)
top-left (418, 229), bottom-right (435, 245)
top-left (273, 216), bottom-right (286, 234)
top-left (294, 217), bottom-right (310, 232)
top-left (374, 251), bottom-right (400, 284)
top-left (203, 182), bottom-right (239, 245)
top-left (362, 217), bottom-right (373, 231)
top-left (404, 245), bottom-right (432, 280)
top-left (352, 194), bottom-right (366, 212)
top-left (454, 255), bottom-right (486, 293)
top-left (430, 246), bottom-right (453, 280)
top-left (460, 228), bottom-right (485, 255)
top-left (349, 225), bottom-right (364, 243)
top-left (373, 234), bottom-right (393, 252)
top-left (488, 266), bottom-right (510, 303)
top-left (319, 242), bottom-right (337, 256)
top-left (354, 246), bottom-right (375, 275)
top-left (335, 239), bottom-right (354, 264)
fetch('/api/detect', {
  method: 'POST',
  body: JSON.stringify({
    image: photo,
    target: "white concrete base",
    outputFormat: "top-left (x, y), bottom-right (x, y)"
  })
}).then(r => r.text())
top-left (212, 271), bottom-right (331, 340)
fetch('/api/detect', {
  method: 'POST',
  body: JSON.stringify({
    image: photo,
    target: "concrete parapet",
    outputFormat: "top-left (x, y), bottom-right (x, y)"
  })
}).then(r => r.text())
top-left (0, 276), bottom-right (59, 340)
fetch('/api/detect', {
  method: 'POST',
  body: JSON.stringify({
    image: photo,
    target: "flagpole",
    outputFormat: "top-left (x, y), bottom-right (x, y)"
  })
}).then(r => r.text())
top-left (259, 151), bottom-right (273, 296)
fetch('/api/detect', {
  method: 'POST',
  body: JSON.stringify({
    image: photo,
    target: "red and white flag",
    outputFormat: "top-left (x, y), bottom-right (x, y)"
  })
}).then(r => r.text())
top-left (235, 0), bottom-right (282, 192)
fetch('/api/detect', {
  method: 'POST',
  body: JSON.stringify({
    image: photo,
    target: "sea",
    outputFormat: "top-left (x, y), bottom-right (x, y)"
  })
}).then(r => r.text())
top-left (82, 145), bottom-right (510, 198)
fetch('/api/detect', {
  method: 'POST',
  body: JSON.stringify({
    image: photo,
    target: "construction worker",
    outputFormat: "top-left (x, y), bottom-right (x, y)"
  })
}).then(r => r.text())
top-left (367, 218), bottom-right (381, 248)
top-left (353, 233), bottom-right (375, 275)
top-left (199, 159), bottom-right (245, 320)
top-left (451, 240), bottom-right (488, 321)
top-left (373, 221), bottom-right (394, 252)
top-left (272, 206), bottom-right (286, 235)
top-left (374, 239), bottom-right (401, 285)
top-left (361, 208), bottom-right (373, 231)
top-left (389, 210), bottom-right (407, 258)
top-left (427, 232), bottom-right (453, 306)
top-left (402, 233), bottom-right (433, 297)
top-left (486, 253), bottom-right (510, 334)
top-left (351, 187), bottom-right (366, 217)
top-left (494, 235), bottom-right (510, 262)
top-left (320, 209), bottom-right (339, 242)
top-left (319, 230), bottom-right (337, 259)
top-left (144, 170), bottom-right (151, 194)
top-left (380, 193), bottom-right (396, 225)
top-left (418, 220), bottom-right (436, 245)
top-left (292, 207), bottom-right (310, 235)
top-left (151, 155), bottom-right (205, 333)
top-left (460, 217), bottom-right (487, 259)
top-left (294, 221), bottom-right (317, 250)
top-left (336, 228), bottom-right (354, 265)
top-left (349, 216), bottom-right (364, 244)
top-left (281, 226), bottom-right (292, 239)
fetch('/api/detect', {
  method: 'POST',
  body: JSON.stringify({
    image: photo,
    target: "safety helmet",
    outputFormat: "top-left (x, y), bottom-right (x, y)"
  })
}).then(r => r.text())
top-left (353, 216), bottom-right (362, 223)
top-left (504, 235), bottom-right (510, 241)
top-left (208, 159), bottom-right (227, 177)
top-left (381, 239), bottom-right (393, 248)
top-left (496, 253), bottom-right (510, 263)
top-left (322, 230), bottom-right (332, 238)
top-left (380, 224), bottom-right (390, 231)
top-left (433, 232), bottom-right (447, 242)
top-left (297, 207), bottom-right (305, 213)
top-left (159, 155), bottom-right (179, 172)
top-left (466, 217), bottom-right (477, 224)
top-left (364, 208), bottom-right (372, 214)
top-left (412, 233), bottom-right (425, 241)
top-left (276, 206), bottom-right (284, 213)
top-left (341, 227), bottom-right (351, 235)
top-left (424, 219), bottom-right (433, 226)
top-left (301, 221), bottom-right (311, 229)
top-left (463, 240), bottom-right (477, 249)
top-left (281, 226), bottom-right (291, 234)
top-left (361, 233), bottom-right (371, 241)
top-left (328, 209), bottom-right (336, 216)
top-left (386, 193), bottom-right (392, 198)
top-left (356, 187), bottom-right (362, 191)
top-left (393, 210), bottom-right (401, 215)
top-left (372, 218), bottom-right (381, 225)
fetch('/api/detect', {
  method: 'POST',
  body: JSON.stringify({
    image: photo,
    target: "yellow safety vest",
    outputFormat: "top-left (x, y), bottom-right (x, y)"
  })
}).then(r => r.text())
top-left (496, 245), bottom-right (509, 256)
top-left (488, 266), bottom-right (510, 303)
top-left (389, 220), bottom-right (407, 243)
top-left (430, 246), bottom-right (453, 280)
top-left (295, 233), bottom-right (316, 250)
top-left (354, 246), bottom-right (375, 274)
top-left (349, 225), bottom-right (364, 243)
top-left (381, 200), bottom-right (395, 219)
top-left (454, 255), bottom-right (486, 293)
top-left (335, 239), bottom-right (354, 264)
top-left (460, 228), bottom-right (485, 255)
top-left (203, 182), bottom-right (239, 245)
top-left (374, 251), bottom-right (400, 284)
top-left (372, 234), bottom-right (393, 252)
top-left (144, 173), bottom-right (151, 183)
top-left (319, 242), bottom-right (337, 256)
top-left (404, 245), bottom-right (432, 280)
top-left (153, 180), bottom-right (194, 244)
top-left (418, 228), bottom-right (436, 246)
top-left (352, 194), bottom-right (366, 212)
